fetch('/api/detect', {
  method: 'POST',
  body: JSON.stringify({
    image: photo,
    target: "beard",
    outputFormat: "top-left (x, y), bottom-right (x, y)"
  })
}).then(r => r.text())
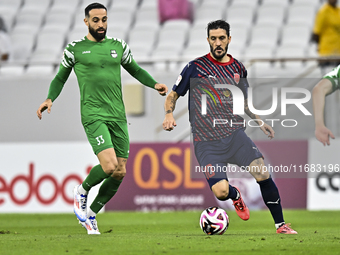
top-left (89, 25), bottom-right (106, 41)
top-left (210, 44), bottom-right (229, 60)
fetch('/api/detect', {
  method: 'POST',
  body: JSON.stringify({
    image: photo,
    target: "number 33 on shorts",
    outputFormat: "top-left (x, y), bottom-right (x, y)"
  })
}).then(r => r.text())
top-left (96, 135), bottom-right (105, 145)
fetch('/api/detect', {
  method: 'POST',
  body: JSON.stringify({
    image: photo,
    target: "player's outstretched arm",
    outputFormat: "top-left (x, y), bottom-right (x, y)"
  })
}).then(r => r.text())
top-left (37, 99), bottom-right (52, 120)
top-left (244, 99), bottom-right (275, 139)
top-left (163, 91), bottom-right (179, 131)
top-left (312, 79), bottom-right (335, 145)
top-left (154, 83), bottom-right (168, 96)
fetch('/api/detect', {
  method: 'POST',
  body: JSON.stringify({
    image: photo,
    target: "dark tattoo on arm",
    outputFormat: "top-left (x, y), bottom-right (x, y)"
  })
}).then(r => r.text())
top-left (166, 94), bottom-right (177, 114)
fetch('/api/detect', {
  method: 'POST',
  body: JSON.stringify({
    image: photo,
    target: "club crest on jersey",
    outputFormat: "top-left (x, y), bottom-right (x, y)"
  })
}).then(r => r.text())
top-left (110, 50), bottom-right (118, 58)
top-left (223, 90), bottom-right (231, 97)
top-left (234, 73), bottom-right (240, 84)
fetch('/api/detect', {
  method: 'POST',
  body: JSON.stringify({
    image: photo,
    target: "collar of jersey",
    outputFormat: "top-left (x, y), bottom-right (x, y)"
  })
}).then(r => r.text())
top-left (206, 53), bottom-right (235, 66)
top-left (84, 36), bottom-right (107, 43)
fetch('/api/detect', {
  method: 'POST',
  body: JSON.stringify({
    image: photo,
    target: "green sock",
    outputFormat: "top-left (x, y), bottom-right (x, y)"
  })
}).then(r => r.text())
top-left (82, 164), bottom-right (110, 192)
top-left (90, 176), bottom-right (122, 213)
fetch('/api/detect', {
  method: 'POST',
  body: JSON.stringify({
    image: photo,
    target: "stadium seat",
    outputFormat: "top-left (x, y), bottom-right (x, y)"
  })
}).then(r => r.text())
top-left (286, 4), bottom-right (317, 27)
top-left (280, 24), bottom-right (311, 48)
top-left (260, 0), bottom-right (289, 8)
top-left (243, 45), bottom-right (274, 60)
top-left (10, 32), bottom-right (36, 63)
top-left (225, 5), bottom-right (255, 27)
top-left (107, 8), bottom-right (135, 33)
top-left (133, 7), bottom-right (160, 30)
top-left (200, 0), bottom-right (228, 10)
top-left (11, 24), bottom-right (40, 38)
top-left (81, 0), bottom-right (110, 9)
top-left (29, 32), bottom-right (66, 64)
top-left (15, 10), bottom-right (45, 28)
top-left (255, 5), bottom-right (287, 27)
top-left (25, 65), bottom-right (56, 76)
top-left (51, 0), bottom-right (80, 11)
top-left (139, 0), bottom-right (158, 9)
top-left (194, 7), bottom-right (225, 26)
top-left (248, 24), bottom-right (280, 49)
top-left (162, 19), bottom-right (191, 32)
top-left (110, 0), bottom-right (139, 9)
top-left (23, 0), bottom-right (51, 10)
top-left (275, 45), bottom-right (307, 59)
top-left (181, 46), bottom-right (209, 62)
top-left (0, 65), bottom-right (25, 76)
top-left (0, 0), bottom-right (22, 12)
top-left (67, 27), bottom-right (87, 43)
top-left (228, 0), bottom-right (259, 9)
top-left (291, 0), bottom-right (321, 9)
top-left (228, 23), bottom-right (249, 53)
top-left (128, 26), bottom-right (158, 50)
top-left (41, 24), bottom-right (69, 38)
top-left (0, 6), bottom-right (19, 30)
top-left (44, 12), bottom-right (73, 29)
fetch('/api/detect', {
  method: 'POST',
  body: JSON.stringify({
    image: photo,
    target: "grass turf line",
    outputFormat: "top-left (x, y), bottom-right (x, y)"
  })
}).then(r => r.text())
top-left (0, 210), bottom-right (339, 255)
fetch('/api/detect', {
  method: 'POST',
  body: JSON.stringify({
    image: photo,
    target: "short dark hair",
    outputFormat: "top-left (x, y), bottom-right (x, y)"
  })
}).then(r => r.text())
top-left (207, 20), bottom-right (230, 37)
top-left (85, 3), bottom-right (107, 18)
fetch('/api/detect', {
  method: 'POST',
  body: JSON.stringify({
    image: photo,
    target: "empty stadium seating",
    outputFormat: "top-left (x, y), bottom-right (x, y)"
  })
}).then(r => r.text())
top-left (0, 0), bottom-right (329, 77)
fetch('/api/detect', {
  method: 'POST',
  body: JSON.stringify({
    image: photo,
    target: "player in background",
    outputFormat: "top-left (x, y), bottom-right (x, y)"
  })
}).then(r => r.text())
top-left (162, 20), bottom-right (297, 234)
top-left (36, 3), bottom-right (168, 234)
top-left (312, 64), bottom-right (340, 145)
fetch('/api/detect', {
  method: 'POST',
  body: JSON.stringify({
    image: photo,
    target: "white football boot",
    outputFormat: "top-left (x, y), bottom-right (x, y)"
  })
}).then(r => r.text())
top-left (73, 185), bottom-right (87, 222)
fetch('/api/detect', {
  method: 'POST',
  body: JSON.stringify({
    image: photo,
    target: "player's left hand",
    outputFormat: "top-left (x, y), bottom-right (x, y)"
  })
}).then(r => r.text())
top-left (155, 83), bottom-right (168, 96)
top-left (260, 123), bottom-right (275, 140)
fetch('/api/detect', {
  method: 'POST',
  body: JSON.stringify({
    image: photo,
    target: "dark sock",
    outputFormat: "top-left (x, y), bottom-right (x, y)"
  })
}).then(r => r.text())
top-left (258, 177), bottom-right (284, 224)
top-left (227, 184), bottom-right (239, 200)
top-left (217, 184), bottom-right (238, 200)
top-left (82, 164), bottom-right (110, 192)
top-left (90, 177), bottom-right (122, 213)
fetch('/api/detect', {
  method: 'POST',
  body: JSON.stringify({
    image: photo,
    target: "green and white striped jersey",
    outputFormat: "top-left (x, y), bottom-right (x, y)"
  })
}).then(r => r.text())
top-left (47, 36), bottom-right (157, 125)
top-left (324, 64), bottom-right (340, 92)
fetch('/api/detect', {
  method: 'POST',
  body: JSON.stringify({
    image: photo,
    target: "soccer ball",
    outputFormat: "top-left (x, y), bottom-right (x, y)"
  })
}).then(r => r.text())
top-left (199, 207), bottom-right (229, 235)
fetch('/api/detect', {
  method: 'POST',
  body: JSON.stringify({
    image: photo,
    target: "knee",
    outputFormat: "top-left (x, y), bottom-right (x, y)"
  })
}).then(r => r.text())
top-left (102, 159), bottom-right (119, 175)
top-left (212, 187), bottom-right (229, 201)
top-left (112, 164), bottom-right (126, 180)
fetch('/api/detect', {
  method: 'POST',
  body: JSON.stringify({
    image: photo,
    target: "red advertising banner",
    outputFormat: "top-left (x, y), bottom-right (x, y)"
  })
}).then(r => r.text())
top-left (106, 141), bottom-right (308, 211)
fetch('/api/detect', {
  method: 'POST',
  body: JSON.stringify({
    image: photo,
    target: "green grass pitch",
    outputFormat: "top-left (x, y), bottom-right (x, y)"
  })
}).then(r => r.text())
top-left (0, 210), bottom-right (339, 255)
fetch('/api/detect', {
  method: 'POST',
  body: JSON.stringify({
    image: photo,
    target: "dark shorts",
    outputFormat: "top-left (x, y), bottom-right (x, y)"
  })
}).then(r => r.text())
top-left (84, 120), bottom-right (129, 158)
top-left (194, 129), bottom-right (263, 188)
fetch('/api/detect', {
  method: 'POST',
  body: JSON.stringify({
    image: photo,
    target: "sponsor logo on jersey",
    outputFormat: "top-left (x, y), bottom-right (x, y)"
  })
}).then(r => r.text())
top-left (233, 73), bottom-right (240, 84)
top-left (175, 75), bottom-right (182, 86)
top-left (82, 51), bottom-right (91, 54)
top-left (111, 50), bottom-right (118, 58)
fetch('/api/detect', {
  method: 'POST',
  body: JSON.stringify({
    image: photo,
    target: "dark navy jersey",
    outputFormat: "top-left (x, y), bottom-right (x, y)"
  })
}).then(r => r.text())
top-left (173, 53), bottom-right (249, 141)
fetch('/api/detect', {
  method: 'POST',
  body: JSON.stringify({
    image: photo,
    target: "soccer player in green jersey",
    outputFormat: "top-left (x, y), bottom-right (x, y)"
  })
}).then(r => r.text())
top-left (36, 3), bottom-right (168, 234)
top-left (312, 64), bottom-right (340, 145)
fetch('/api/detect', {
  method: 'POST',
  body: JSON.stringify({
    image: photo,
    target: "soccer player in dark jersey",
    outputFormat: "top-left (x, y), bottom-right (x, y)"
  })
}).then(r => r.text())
top-left (163, 20), bottom-right (297, 234)
top-left (312, 64), bottom-right (340, 145)
top-left (36, 3), bottom-right (168, 234)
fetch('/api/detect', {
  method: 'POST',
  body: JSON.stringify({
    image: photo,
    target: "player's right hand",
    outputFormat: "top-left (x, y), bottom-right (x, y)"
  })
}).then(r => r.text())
top-left (315, 125), bottom-right (335, 146)
top-left (163, 114), bottom-right (177, 131)
top-left (37, 99), bottom-right (52, 120)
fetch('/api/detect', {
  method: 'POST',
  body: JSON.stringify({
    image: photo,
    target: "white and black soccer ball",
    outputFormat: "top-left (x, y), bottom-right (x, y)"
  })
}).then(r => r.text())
top-left (199, 207), bottom-right (229, 235)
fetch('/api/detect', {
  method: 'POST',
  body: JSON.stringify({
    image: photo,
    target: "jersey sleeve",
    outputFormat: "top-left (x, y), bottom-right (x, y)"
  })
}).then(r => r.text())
top-left (323, 64), bottom-right (340, 92)
top-left (237, 62), bottom-right (249, 99)
top-left (172, 61), bottom-right (195, 96)
top-left (120, 39), bottom-right (133, 65)
top-left (47, 44), bottom-right (74, 101)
